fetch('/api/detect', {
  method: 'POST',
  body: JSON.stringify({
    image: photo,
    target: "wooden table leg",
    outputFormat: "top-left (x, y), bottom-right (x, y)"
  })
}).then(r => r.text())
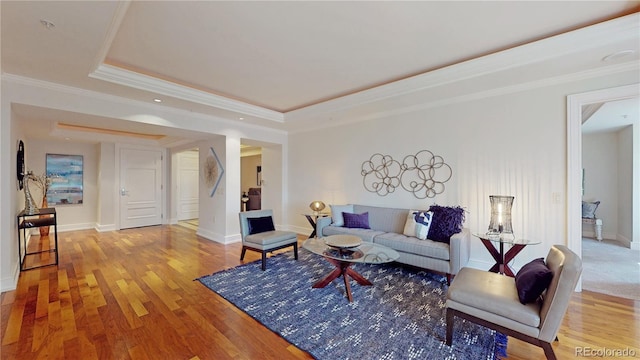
top-left (304, 215), bottom-right (318, 238)
top-left (479, 238), bottom-right (502, 273)
top-left (312, 257), bottom-right (372, 302)
top-left (503, 244), bottom-right (526, 277)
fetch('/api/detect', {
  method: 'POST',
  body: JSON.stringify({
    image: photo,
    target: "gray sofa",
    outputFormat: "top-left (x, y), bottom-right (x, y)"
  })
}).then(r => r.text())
top-left (316, 204), bottom-right (470, 283)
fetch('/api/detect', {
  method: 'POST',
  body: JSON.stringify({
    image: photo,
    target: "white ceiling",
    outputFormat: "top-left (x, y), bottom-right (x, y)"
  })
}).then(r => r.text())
top-left (2, 1), bottom-right (639, 143)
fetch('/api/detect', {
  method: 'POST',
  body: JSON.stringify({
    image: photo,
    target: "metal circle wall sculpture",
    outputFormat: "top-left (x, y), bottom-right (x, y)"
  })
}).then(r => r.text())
top-left (361, 153), bottom-right (402, 196)
top-left (361, 150), bottom-right (452, 198)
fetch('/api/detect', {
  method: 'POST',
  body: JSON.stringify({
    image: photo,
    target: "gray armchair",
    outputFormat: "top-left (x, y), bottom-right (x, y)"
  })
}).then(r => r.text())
top-left (238, 209), bottom-right (298, 270)
top-left (445, 245), bottom-right (582, 360)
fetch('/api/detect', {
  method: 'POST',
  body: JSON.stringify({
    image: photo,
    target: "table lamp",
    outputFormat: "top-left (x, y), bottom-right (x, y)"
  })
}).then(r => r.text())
top-left (488, 195), bottom-right (514, 235)
top-left (309, 201), bottom-right (326, 214)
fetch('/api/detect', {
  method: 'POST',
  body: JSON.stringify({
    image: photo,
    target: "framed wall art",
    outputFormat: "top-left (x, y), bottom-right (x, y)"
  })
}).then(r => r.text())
top-left (46, 153), bottom-right (84, 205)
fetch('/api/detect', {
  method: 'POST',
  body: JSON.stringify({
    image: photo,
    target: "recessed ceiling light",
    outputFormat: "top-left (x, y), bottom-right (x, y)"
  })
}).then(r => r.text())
top-left (153, 98), bottom-right (162, 103)
top-left (602, 50), bottom-right (635, 62)
top-left (239, 117), bottom-right (245, 120)
top-left (40, 19), bottom-right (55, 30)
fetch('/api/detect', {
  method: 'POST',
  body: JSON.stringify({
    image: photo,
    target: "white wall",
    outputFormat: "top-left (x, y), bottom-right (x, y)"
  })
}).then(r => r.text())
top-left (25, 139), bottom-right (99, 232)
top-left (288, 70), bottom-right (639, 271)
top-left (96, 142), bottom-right (116, 231)
top-left (1, 106), bottom-right (26, 291)
top-left (582, 132), bottom-right (620, 240)
top-left (618, 125), bottom-right (633, 243)
top-left (196, 138), bottom-right (233, 243)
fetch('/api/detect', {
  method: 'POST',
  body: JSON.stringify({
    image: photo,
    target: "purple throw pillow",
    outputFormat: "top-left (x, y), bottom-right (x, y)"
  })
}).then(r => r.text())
top-left (343, 212), bottom-right (370, 229)
top-left (426, 205), bottom-right (465, 243)
top-left (515, 258), bottom-right (553, 304)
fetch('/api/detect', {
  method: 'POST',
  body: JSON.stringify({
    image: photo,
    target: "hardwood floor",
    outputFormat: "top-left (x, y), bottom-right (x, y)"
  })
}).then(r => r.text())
top-left (1, 225), bottom-right (638, 359)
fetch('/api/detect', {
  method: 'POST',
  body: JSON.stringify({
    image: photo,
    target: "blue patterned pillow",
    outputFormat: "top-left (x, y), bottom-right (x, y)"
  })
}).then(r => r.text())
top-left (403, 210), bottom-right (433, 240)
top-left (343, 212), bottom-right (370, 229)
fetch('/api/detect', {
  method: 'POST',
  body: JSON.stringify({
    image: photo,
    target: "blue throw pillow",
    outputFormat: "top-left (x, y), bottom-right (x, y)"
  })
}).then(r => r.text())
top-left (427, 205), bottom-right (465, 243)
top-left (515, 258), bottom-right (553, 304)
top-left (343, 212), bottom-right (370, 229)
top-left (247, 216), bottom-right (275, 235)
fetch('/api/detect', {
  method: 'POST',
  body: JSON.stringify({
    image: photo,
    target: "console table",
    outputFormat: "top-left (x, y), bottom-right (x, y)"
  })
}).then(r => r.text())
top-left (473, 232), bottom-right (540, 277)
top-left (17, 207), bottom-right (58, 271)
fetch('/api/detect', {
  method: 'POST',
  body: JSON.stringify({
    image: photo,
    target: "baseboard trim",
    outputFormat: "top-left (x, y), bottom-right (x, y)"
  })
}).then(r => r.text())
top-left (196, 228), bottom-right (242, 244)
top-left (95, 223), bottom-right (116, 232)
top-left (0, 262), bottom-right (20, 292)
top-left (286, 225), bottom-right (311, 237)
top-left (58, 223), bottom-right (95, 232)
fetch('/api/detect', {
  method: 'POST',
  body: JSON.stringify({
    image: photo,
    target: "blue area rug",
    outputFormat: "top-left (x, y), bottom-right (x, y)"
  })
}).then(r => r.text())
top-left (197, 251), bottom-right (507, 360)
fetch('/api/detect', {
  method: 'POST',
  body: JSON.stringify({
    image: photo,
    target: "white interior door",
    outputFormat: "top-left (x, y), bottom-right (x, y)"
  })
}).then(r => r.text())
top-left (177, 150), bottom-right (199, 220)
top-left (120, 148), bottom-right (163, 229)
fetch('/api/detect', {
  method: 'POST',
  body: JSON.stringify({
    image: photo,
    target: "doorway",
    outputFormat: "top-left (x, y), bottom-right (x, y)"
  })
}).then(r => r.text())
top-left (567, 84), bottom-right (639, 292)
top-left (119, 147), bottom-right (163, 229)
top-left (240, 145), bottom-right (262, 211)
top-left (176, 149), bottom-right (199, 221)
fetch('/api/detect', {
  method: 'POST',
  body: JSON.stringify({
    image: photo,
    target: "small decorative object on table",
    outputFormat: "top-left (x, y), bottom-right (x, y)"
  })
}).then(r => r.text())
top-left (325, 234), bottom-right (363, 257)
top-left (241, 192), bottom-right (249, 211)
top-left (31, 172), bottom-right (53, 236)
top-left (23, 171), bottom-right (39, 216)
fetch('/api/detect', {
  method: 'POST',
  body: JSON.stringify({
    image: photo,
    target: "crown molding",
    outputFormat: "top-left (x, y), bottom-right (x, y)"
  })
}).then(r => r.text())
top-left (89, 64), bottom-right (285, 123)
top-left (90, 1), bottom-right (131, 73)
top-left (2, 74), bottom-right (288, 140)
top-left (285, 12), bottom-right (640, 121)
top-left (289, 61), bottom-right (639, 134)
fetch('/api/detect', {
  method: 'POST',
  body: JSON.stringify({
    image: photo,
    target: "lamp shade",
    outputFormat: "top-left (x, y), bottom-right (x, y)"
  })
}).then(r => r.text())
top-left (488, 195), bottom-right (514, 234)
top-left (309, 201), bottom-right (326, 213)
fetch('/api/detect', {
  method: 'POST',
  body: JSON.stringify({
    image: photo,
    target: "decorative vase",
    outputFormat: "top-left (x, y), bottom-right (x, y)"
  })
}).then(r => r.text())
top-left (39, 195), bottom-right (50, 236)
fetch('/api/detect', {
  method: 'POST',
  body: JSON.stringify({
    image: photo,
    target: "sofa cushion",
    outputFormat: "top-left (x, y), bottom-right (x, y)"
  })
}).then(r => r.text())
top-left (322, 225), bottom-right (384, 243)
top-left (343, 212), bottom-right (370, 229)
top-left (353, 205), bottom-right (409, 233)
top-left (515, 258), bottom-right (553, 304)
top-left (403, 210), bottom-right (433, 240)
top-left (427, 205), bottom-right (465, 243)
top-left (247, 216), bottom-right (275, 235)
top-left (373, 232), bottom-right (450, 260)
top-left (330, 204), bottom-right (354, 227)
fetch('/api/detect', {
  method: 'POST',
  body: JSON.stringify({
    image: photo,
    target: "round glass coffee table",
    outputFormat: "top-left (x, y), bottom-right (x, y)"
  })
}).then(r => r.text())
top-left (303, 235), bottom-right (399, 302)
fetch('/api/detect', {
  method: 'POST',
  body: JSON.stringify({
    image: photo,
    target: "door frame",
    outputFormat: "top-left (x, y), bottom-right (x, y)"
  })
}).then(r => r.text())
top-left (567, 83), bottom-right (639, 291)
top-left (115, 143), bottom-right (167, 230)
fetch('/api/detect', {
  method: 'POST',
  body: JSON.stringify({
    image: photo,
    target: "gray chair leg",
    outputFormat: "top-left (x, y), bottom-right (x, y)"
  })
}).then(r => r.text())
top-left (261, 251), bottom-right (267, 271)
top-left (240, 246), bottom-right (247, 260)
top-left (293, 242), bottom-right (298, 260)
